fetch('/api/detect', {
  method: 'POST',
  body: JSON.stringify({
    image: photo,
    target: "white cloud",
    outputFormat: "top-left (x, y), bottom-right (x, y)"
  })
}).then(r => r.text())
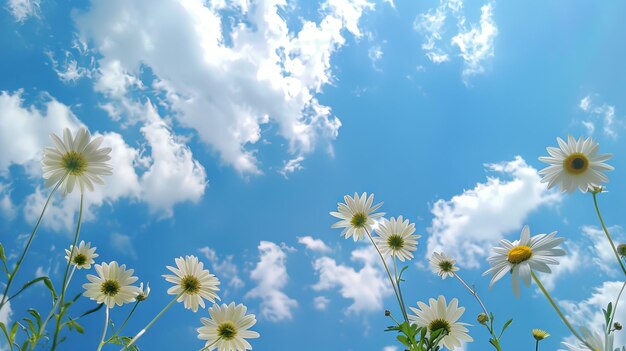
top-left (426, 156), bottom-right (561, 268)
top-left (313, 296), bottom-right (330, 310)
top-left (0, 183), bottom-right (16, 220)
top-left (297, 236), bottom-right (331, 253)
top-left (581, 225), bottom-right (625, 276)
top-left (540, 241), bottom-right (580, 291)
top-left (198, 246), bottom-right (244, 291)
top-left (7, 0), bottom-right (40, 22)
top-left (414, 2), bottom-right (450, 64)
top-left (279, 156), bottom-right (305, 178)
top-left (382, 0), bottom-right (395, 8)
top-left (383, 346), bottom-right (398, 351)
top-left (451, 2), bottom-right (497, 83)
top-left (246, 241), bottom-right (298, 322)
top-left (45, 51), bottom-right (93, 84)
top-left (0, 301), bottom-right (12, 325)
top-left (559, 281), bottom-right (626, 349)
top-left (578, 95), bottom-right (621, 138)
top-left (312, 245), bottom-right (392, 314)
top-left (74, 0), bottom-right (372, 176)
top-left (368, 45), bottom-right (383, 71)
top-left (110, 232), bottom-right (137, 260)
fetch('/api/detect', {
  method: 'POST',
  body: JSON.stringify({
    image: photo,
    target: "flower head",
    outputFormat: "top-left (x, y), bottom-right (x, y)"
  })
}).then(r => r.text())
top-left (374, 216), bottom-right (420, 261)
top-left (562, 326), bottom-right (613, 351)
top-left (42, 128), bottom-right (113, 195)
top-left (83, 261), bottom-right (141, 308)
top-left (197, 302), bottom-right (260, 351)
top-left (532, 329), bottom-right (550, 341)
top-left (136, 282), bottom-right (150, 301)
top-left (538, 135), bottom-right (613, 193)
top-left (330, 192), bottom-right (384, 241)
top-left (409, 295), bottom-right (473, 350)
top-left (617, 243), bottom-right (626, 258)
top-left (163, 255), bottom-right (220, 312)
top-left (483, 225), bottom-right (565, 298)
top-left (65, 240), bottom-right (98, 269)
top-left (430, 252), bottom-right (459, 279)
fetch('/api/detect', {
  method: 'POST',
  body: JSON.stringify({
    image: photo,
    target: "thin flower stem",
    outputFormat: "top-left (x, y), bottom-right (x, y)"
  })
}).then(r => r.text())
top-left (51, 193), bottom-right (84, 351)
top-left (123, 294), bottom-right (182, 350)
top-left (535, 339), bottom-right (539, 351)
top-left (364, 228), bottom-right (408, 323)
top-left (392, 256), bottom-right (409, 322)
top-left (531, 271), bottom-right (583, 342)
top-left (199, 337), bottom-right (221, 351)
top-left (607, 280), bottom-right (626, 334)
top-left (0, 174), bottom-right (67, 310)
top-left (38, 265), bottom-right (77, 344)
top-left (105, 301), bottom-right (141, 343)
top-left (453, 272), bottom-right (489, 317)
top-left (96, 306), bottom-right (110, 351)
top-left (592, 193), bottom-right (626, 276)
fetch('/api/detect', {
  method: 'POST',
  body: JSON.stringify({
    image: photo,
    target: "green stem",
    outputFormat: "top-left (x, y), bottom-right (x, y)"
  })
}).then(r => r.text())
top-left (105, 301), bottom-right (141, 343)
top-left (199, 337), bottom-right (221, 351)
top-left (592, 193), bottom-right (626, 276)
top-left (0, 175), bottom-right (67, 310)
top-left (454, 272), bottom-right (489, 317)
top-left (96, 306), bottom-right (110, 351)
top-left (535, 339), bottom-right (539, 351)
top-left (37, 265), bottom-right (77, 346)
top-left (123, 294), bottom-right (181, 350)
top-left (51, 193), bottom-right (84, 351)
top-left (364, 228), bottom-right (408, 323)
top-left (531, 271), bottom-right (583, 342)
top-left (392, 256), bottom-right (409, 322)
top-left (607, 280), bottom-right (626, 334)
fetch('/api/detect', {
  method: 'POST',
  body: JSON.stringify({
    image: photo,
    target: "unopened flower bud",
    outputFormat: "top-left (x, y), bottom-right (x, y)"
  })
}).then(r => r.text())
top-left (136, 282), bottom-right (150, 302)
top-left (532, 329), bottom-right (550, 341)
top-left (477, 313), bottom-right (489, 325)
top-left (384, 310), bottom-right (391, 317)
top-left (589, 186), bottom-right (605, 194)
top-left (614, 322), bottom-right (622, 331)
top-left (617, 244), bottom-right (626, 258)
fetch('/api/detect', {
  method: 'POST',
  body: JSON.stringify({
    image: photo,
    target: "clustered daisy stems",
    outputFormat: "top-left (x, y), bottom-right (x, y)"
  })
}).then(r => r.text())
top-left (104, 300), bottom-right (141, 344)
top-left (364, 227), bottom-right (409, 323)
top-left (591, 191), bottom-right (626, 276)
top-left (38, 264), bottom-right (78, 340)
top-left (123, 293), bottom-right (183, 350)
top-left (0, 173), bottom-right (67, 310)
top-left (51, 192), bottom-right (84, 351)
top-left (531, 271), bottom-right (583, 343)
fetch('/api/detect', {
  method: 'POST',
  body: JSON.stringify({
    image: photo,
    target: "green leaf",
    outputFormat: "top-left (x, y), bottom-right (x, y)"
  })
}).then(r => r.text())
top-left (78, 303), bottom-right (104, 319)
top-left (0, 243), bottom-right (6, 263)
top-left (10, 322), bottom-right (18, 342)
top-left (22, 318), bottom-right (34, 335)
top-left (7, 277), bottom-right (49, 302)
top-left (27, 309), bottom-right (41, 331)
top-left (499, 318), bottom-right (513, 338)
top-left (397, 335), bottom-right (410, 347)
top-left (43, 277), bottom-right (57, 300)
top-left (0, 321), bottom-right (12, 344)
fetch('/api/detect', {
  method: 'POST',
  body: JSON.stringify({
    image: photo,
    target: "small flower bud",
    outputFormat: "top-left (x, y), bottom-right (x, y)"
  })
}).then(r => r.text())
top-left (617, 244), bottom-right (626, 258)
top-left (532, 329), bottom-right (550, 341)
top-left (384, 310), bottom-right (391, 317)
top-left (136, 282), bottom-right (150, 302)
top-left (477, 313), bottom-right (489, 325)
top-left (589, 185), bottom-right (605, 194)
top-left (614, 322), bottom-right (622, 331)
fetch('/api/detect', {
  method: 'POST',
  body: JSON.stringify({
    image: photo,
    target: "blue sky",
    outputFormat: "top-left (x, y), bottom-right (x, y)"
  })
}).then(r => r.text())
top-left (1, 0), bottom-right (625, 350)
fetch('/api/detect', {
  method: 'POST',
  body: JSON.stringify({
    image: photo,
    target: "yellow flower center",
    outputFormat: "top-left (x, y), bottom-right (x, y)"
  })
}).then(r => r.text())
top-left (350, 212), bottom-right (367, 228)
top-left (563, 153), bottom-right (589, 175)
top-left (387, 234), bottom-right (404, 250)
top-left (438, 260), bottom-right (454, 273)
top-left (428, 318), bottom-right (451, 335)
top-left (217, 321), bottom-right (238, 340)
top-left (507, 245), bottom-right (532, 264)
top-left (73, 254), bottom-right (87, 266)
top-left (101, 280), bottom-right (120, 296)
top-left (61, 151), bottom-right (88, 176)
top-left (181, 275), bottom-right (201, 294)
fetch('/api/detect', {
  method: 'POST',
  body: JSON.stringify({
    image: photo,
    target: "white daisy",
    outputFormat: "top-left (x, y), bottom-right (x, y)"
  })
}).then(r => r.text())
top-left (483, 225), bottom-right (565, 298)
top-left (163, 255), bottom-right (220, 312)
top-left (136, 282), bottom-right (150, 301)
top-left (330, 192), bottom-right (384, 241)
top-left (197, 302), bottom-right (260, 351)
top-left (538, 135), bottom-right (613, 193)
top-left (82, 261), bottom-right (141, 308)
top-left (64, 240), bottom-right (98, 269)
top-left (562, 327), bottom-right (614, 351)
top-left (42, 127), bottom-right (113, 195)
top-left (409, 295), bottom-right (473, 350)
top-left (429, 252), bottom-right (459, 279)
top-left (374, 216), bottom-right (420, 261)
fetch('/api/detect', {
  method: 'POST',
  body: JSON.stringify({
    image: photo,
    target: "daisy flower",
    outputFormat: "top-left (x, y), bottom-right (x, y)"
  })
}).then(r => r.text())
top-left (197, 302), bottom-right (260, 351)
top-left (330, 192), bottom-right (384, 241)
top-left (64, 240), bottom-right (98, 269)
top-left (538, 135), bottom-right (613, 193)
top-left (42, 127), bottom-right (113, 195)
top-left (408, 295), bottom-right (473, 350)
top-left (562, 327), bottom-right (614, 351)
top-left (483, 225), bottom-right (565, 298)
top-left (136, 282), bottom-right (150, 301)
top-left (83, 261), bottom-right (141, 308)
top-left (163, 255), bottom-right (220, 312)
top-left (429, 252), bottom-right (459, 279)
top-left (374, 216), bottom-right (420, 261)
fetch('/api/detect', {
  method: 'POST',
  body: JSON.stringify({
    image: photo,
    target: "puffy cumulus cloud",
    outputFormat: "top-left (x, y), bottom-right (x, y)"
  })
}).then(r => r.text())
top-left (246, 241), bottom-right (298, 322)
top-left (451, 2), bottom-right (497, 83)
top-left (579, 95), bottom-right (621, 138)
top-left (0, 301), bottom-right (12, 325)
top-left (581, 225), bottom-right (625, 276)
top-left (414, 0), bottom-right (497, 83)
top-left (7, 0), bottom-right (40, 22)
top-left (74, 0), bottom-right (372, 175)
top-left (198, 246), bottom-right (244, 292)
top-left (426, 156), bottom-right (561, 268)
top-left (297, 235), bottom-right (331, 253)
top-left (559, 281), bottom-right (626, 349)
top-left (312, 245), bottom-right (392, 314)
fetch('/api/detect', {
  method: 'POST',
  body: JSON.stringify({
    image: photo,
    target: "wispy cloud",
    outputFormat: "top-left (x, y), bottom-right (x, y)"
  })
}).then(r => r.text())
top-left (579, 95), bottom-right (621, 138)
top-left (298, 236), bottom-right (332, 253)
